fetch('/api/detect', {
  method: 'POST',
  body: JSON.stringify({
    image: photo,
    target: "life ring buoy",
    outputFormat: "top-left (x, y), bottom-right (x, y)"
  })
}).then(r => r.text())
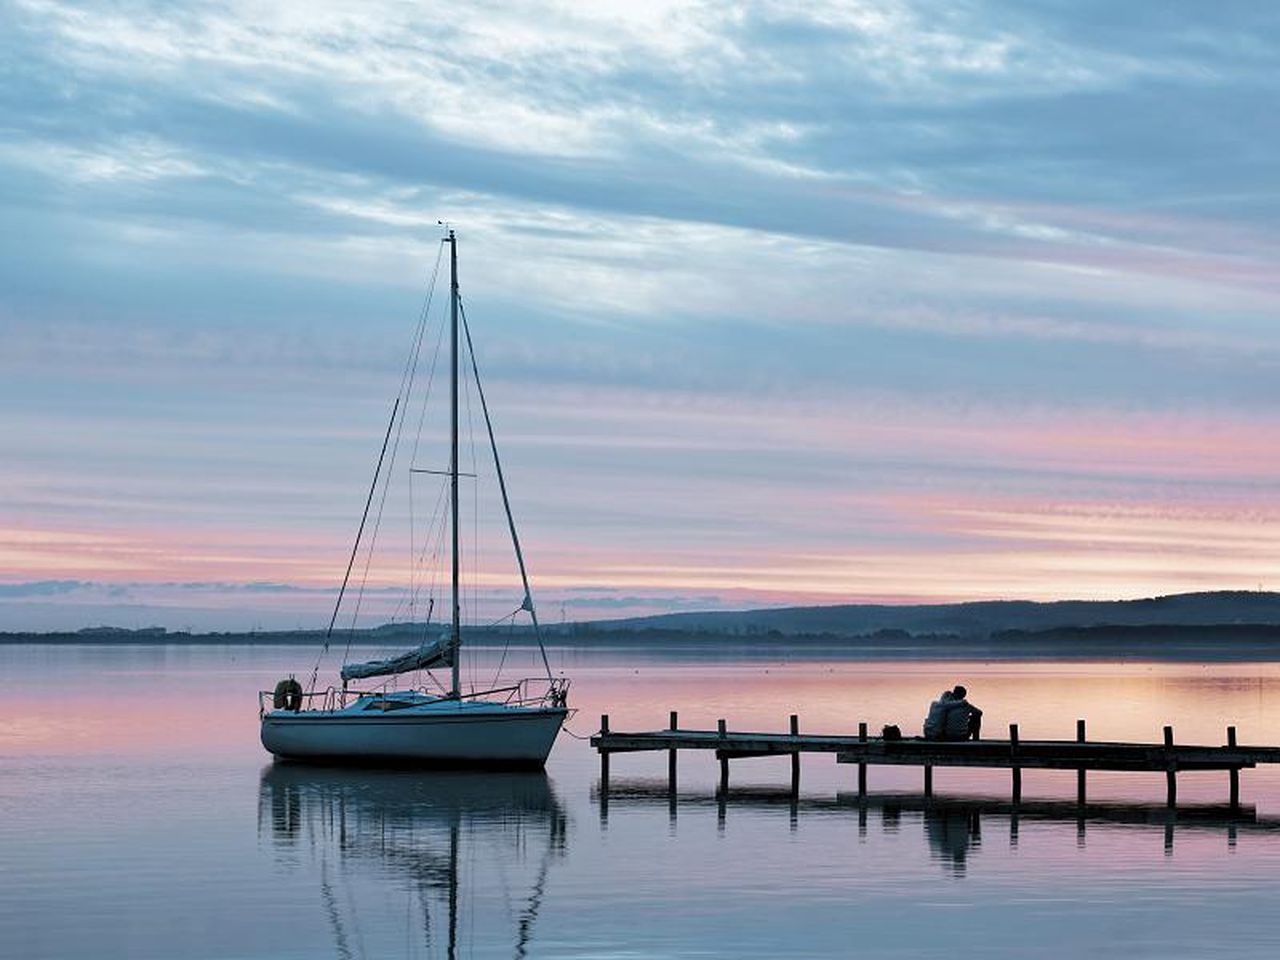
top-left (273, 677), bottom-right (303, 712)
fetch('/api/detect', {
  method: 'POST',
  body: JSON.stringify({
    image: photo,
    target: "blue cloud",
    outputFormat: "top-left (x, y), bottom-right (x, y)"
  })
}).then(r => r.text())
top-left (0, 580), bottom-right (89, 598)
top-left (3, 1), bottom-right (1280, 626)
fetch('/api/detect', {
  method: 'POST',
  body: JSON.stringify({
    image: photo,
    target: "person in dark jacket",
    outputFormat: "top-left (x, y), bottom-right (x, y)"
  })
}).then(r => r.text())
top-left (943, 685), bottom-right (982, 740)
top-left (923, 685), bottom-right (983, 740)
top-left (923, 689), bottom-right (955, 739)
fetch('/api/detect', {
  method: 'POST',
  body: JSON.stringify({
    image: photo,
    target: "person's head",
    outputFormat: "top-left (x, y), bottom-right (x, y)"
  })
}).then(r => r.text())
top-left (952, 685), bottom-right (967, 699)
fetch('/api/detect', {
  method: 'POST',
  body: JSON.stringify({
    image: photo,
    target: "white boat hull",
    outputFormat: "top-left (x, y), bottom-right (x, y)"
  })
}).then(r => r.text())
top-left (261, 699), bottom-right (567, 767)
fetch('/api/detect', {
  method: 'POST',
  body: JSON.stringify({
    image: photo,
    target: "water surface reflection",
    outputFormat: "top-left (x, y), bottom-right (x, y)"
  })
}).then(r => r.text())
top-left (594, 779), bottom-right (1280, 878)
top-left (259, 766), bottom-right (567, 959)
top-left (8, 647), bottom-right (1280, 959)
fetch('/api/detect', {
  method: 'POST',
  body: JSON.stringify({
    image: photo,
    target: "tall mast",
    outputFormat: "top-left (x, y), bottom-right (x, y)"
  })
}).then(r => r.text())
top-left (448, 229), bottom-right (461, 699)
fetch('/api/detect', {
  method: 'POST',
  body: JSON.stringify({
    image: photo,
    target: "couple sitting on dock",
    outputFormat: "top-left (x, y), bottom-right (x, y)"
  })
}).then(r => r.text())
top-left (924, 686), bottom-right (983, 741)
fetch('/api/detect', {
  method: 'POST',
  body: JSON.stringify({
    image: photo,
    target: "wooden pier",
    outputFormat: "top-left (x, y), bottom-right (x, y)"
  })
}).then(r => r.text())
top-left (590, 713), bottom-right (1280, 808)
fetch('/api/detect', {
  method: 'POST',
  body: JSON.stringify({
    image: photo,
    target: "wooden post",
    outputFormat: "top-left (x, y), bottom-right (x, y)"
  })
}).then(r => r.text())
top-left (923, 765), bottom-right (933, 797)
top-left (718, 719), bottom-right (729, 794)
top-left (668, 710), bottom-right (678, 792)
top-left (1010, 723), bottom-right (1021, 804)
top-left (600, 714), bottom-right (610, 790)
top-left (1076, 719), bottom-right (1087, 806)
top-left (1164, 725), bottom-right (1177, 808)
top-left (789, 716), bottom-right (800, 831)
top-left (858, 722), bottom-right (868, 797)
top-left (1227, 725), bottom-right (1239, 810)
top-left (789, 714), bottom-right (800, 796)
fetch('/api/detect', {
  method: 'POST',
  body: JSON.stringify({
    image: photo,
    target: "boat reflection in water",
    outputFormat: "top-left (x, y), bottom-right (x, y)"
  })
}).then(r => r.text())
top-left (259, 765), bottom-right (567, 958)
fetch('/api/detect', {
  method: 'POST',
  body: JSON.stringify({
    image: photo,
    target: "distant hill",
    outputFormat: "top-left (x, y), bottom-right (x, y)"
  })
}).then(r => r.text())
top-left (581, 590), bottom-right (1280, 638)
top-left (5, 592), bottom-right (1280, 659)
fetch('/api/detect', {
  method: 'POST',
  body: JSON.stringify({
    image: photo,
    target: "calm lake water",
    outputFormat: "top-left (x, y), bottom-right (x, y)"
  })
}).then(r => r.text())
top-left (4, 643), bottom-right (1280, 959)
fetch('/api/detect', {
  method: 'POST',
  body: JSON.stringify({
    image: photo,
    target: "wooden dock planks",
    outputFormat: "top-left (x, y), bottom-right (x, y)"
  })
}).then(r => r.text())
top-left (590, 714), bottom-right (1280, 807)
top-left (831, 737), bottom-right (1280, 771)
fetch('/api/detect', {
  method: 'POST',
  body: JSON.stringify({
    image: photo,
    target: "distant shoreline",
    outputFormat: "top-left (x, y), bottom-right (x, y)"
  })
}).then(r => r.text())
top-left (4, 622), bottom-right (1280, 661)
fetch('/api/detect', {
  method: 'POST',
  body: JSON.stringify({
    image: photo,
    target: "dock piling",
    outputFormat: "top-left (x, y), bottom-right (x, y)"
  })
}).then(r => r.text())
top-left (1228, 725), bottom-right (1239, 810)
top-left (789, 720), bottom-right (800, 828)
top-left (668, 711), bottom-right (678, 792)
top-left (924, 765), bottom-right (933, 797)
top-left (600, 714), bottom-right (610, 790)
top-left (718, 719), bottom-right (729, 794)
top-left (857, 722), bottom-right (868, 797)
top-left (789, 715), bottom-right (800, 795)
top-left (1076, 719), bottom-right (1087, 805)
top-left (1010, 723), bottom-right (1021, 804)
top-left (1164, 725), bottom-right (1177, 808)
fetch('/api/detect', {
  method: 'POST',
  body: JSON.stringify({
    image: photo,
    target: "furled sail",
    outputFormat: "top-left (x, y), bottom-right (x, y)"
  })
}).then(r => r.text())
top-left (340, 635), bottom-right (453, 682)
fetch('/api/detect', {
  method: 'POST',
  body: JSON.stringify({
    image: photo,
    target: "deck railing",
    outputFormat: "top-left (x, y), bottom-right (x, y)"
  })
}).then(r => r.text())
top-left (259, 675), bottom-right (569, 717)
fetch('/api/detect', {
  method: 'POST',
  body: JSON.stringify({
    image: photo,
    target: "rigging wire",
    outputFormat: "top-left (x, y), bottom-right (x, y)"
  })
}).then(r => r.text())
top-left (341, 242), bottom-right (446, 672)
top-left (405, 476), bottom-right (451, 696)
top-left (458, 296), bottom-right (555, 684)
top-left (310, 395), bottom-right (399, 694)
top-left (308, 240), bottom-right (560, 701)
top-left (408, 280), bottom-right (450, 628)
top-left (460, 325), bottom-right (481, 694)
top-left (310, 241), bottom-right (445, 690)
top-left (487, 605), bottom-right (524, 690)
top-left (412, 478), bottom-right (449, 615)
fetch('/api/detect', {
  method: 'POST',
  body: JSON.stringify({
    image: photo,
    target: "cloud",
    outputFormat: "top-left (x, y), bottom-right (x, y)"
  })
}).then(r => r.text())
top-left (3, 1), bottom-right (1280, 626)
top-left (0, 579), bottom-right (89, 598)
top-left (8, 0), bottom-right (1280, 269)
top-left (559, 593), bottom-right (729, 610)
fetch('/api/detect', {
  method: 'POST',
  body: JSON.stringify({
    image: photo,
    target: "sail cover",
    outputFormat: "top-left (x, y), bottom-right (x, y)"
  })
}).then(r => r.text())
top-left (341, 635), bottom-right (453, 682)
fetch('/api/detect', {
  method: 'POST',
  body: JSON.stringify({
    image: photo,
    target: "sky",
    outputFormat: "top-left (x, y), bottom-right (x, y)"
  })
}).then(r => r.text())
top-left (2, 0), bottom-right (1280, 630)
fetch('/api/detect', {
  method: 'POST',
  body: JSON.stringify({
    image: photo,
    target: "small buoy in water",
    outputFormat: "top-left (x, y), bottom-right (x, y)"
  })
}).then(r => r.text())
top-left (273, 676), bottom-right (303, 712)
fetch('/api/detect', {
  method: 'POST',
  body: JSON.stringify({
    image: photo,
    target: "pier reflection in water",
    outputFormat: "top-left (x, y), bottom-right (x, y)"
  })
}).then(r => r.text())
top-left (594, 779), bottom-right (1277, 878)
top-left (259, 766), bottom-right (567, 959)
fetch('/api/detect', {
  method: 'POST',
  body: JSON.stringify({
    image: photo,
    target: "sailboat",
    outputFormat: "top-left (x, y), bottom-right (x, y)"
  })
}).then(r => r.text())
top-left (260, 229), bottom-right (569, 767)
